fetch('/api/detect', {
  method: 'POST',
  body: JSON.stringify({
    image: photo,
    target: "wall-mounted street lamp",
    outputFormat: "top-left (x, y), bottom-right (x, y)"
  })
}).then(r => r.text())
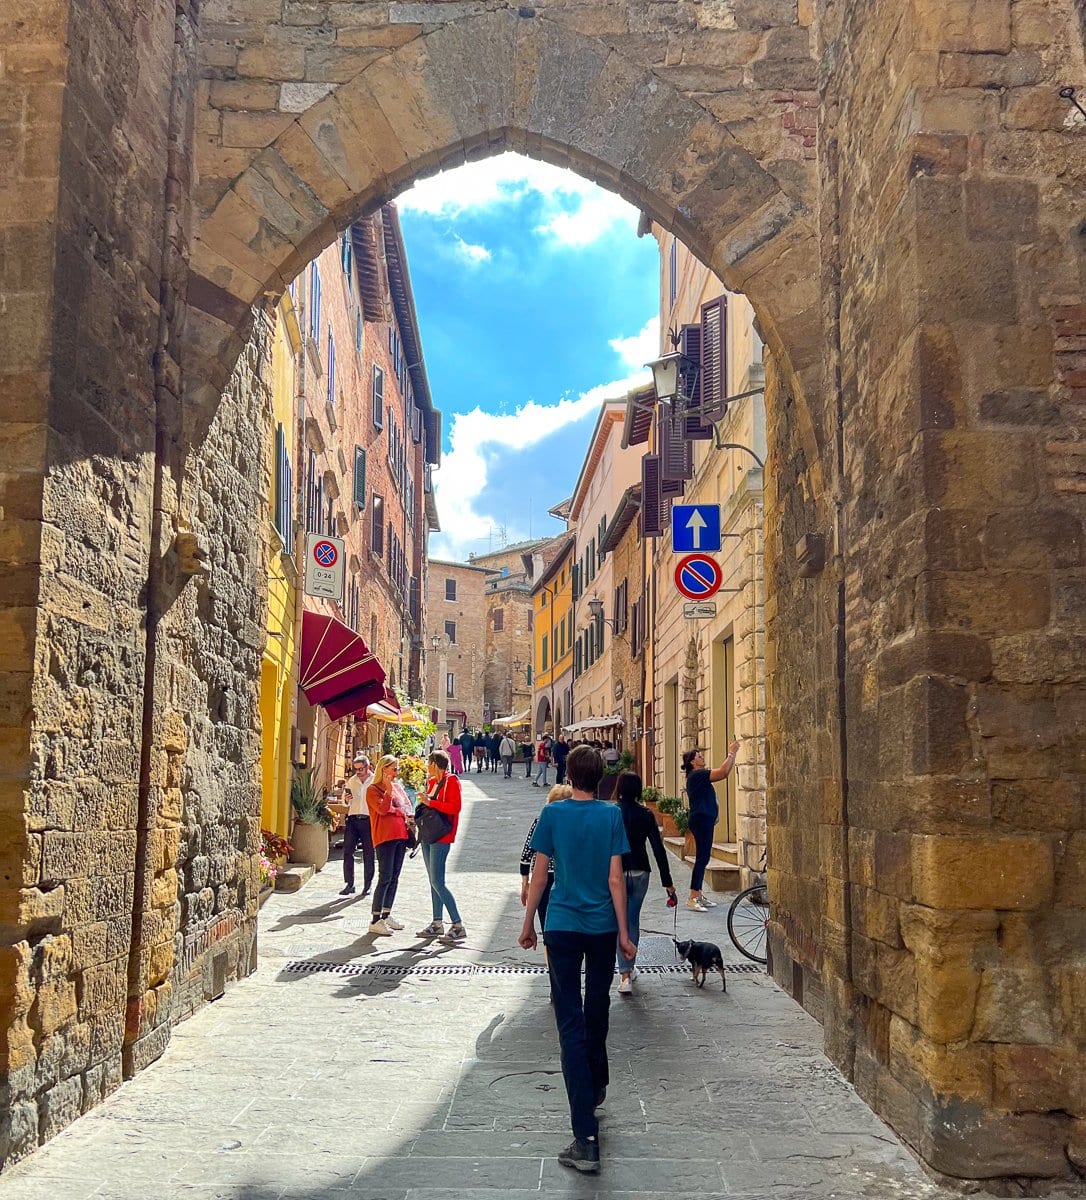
top-left (645, 351), bottom-right (689, 406)
top-left (586, 597), bottom-right (626, 637)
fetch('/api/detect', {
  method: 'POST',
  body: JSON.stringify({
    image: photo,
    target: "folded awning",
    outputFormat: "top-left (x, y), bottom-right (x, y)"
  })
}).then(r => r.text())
top-left (299, 611), bottom-right (386, 710)
top-left (564, 714), bottom-right (625, 735)
top-left (493, 709), bottom-right (530, 726)
top-left (324, 677), bottom-right (387, 722)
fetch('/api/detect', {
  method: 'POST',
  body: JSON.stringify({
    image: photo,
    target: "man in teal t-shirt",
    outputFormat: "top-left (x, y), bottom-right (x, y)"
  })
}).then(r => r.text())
top-left (519, 745), bottom-right (635, 1174)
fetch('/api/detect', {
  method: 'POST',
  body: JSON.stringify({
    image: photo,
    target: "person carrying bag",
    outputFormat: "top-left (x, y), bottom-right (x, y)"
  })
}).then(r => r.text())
top-left (415, 750), bottom-right (467, 942)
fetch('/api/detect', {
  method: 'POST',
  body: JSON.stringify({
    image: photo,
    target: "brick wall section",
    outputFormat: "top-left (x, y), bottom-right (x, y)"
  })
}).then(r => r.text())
top-left (423, 560), bottom-right (488, 729)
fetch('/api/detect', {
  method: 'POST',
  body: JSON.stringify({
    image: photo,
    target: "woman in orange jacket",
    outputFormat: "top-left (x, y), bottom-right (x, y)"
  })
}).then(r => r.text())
top-left (365, 755), bottom-right (414, 936)
top-left (415, 749), bottom-right (466, 943)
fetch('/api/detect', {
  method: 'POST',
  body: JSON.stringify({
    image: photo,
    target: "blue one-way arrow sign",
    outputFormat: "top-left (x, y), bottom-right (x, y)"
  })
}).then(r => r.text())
top-left (672, 504), bottom-right (721, 552)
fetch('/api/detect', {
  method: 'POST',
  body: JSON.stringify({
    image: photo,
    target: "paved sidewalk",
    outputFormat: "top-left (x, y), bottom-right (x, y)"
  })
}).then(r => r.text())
top-left (0, 771), bottom-right (954, 1199)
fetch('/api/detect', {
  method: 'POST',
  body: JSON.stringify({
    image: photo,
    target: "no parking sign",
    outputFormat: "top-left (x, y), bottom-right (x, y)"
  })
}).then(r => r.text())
top-left (674, 553), bottom-right (722, 600)
top-left (304, 533), bottom-right (345, 602)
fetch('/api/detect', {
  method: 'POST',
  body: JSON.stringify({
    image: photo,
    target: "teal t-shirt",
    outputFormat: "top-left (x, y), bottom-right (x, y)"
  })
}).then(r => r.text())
top-left (529, 799), bottom-right (630, 935)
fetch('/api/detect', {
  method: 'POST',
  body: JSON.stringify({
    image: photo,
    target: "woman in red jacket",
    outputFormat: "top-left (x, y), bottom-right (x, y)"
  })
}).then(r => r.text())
top-left (416, 749), bottom-right (466, 942)
top-left (366, 754), bottom-right (414, 937)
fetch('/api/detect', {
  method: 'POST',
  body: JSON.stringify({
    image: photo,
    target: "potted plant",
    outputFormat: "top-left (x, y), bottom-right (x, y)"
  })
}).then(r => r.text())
top-left (656, 794), bottom-right (683, 838)
top-left (289, 766), bottom-right (336, 870)
top-left (259, 828), bottom-right (292, 897)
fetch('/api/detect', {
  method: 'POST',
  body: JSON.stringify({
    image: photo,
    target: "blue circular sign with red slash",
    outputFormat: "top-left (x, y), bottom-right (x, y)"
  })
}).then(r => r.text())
top-left (313, 540), bottom-right (339, 568)
top-left (675, 553), bottom-right (722, 600)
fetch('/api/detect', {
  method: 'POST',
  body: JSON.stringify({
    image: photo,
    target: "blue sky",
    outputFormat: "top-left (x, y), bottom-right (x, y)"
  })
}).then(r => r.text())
top-left (397, 154), bottom-right (660, 561)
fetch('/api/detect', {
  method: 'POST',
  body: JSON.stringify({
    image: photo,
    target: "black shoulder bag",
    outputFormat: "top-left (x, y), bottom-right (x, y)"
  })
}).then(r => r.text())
top-left (415, 778), bottom-right (454, 845)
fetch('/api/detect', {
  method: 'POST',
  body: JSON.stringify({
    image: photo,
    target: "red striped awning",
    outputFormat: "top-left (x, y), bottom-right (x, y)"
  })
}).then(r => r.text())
top-left (299, 611), bottom-right (386, 710)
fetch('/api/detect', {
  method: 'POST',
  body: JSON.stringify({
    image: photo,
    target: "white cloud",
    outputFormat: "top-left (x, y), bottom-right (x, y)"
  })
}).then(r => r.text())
top-left (399, 152), bottom-right (639, 248)
top-left (454, 236), bottom-right (491, 265)
top-left (609, 316), bottom-right (660, 372)
top-left (429, 365), bottom-right (651, 561)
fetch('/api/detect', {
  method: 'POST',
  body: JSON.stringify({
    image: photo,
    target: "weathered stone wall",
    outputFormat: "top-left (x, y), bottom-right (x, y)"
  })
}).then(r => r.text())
top-left (807, 0), bottom-right (1086, 1182)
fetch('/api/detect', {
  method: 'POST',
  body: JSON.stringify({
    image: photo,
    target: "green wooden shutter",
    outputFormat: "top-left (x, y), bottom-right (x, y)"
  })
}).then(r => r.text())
top-left (353, 446), bottom-right (366, 508)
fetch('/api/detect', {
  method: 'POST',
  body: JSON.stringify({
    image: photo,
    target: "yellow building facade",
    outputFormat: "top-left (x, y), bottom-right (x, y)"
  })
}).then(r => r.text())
top-left (531, 537), bottom-right (575, 735)
top-left (259, 291), bottom-right (303, 840)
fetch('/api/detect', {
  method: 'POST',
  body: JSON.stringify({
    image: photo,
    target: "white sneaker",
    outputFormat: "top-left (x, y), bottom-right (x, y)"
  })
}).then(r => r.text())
top-left (384, 915), bottom-right (405, 930)
top-left (369, 918), bottom-right (393, 936)
top-left (617, 976), bottom-right (633, 995)
top-left (686, 898), bottom-right (707, 911)
top-left (699, 896), bottom-right (718, 908)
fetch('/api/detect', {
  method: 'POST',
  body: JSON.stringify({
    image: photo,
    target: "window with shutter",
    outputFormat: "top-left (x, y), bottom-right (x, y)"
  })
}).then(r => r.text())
top-left (445, 578), bottom-right (456, 601)
top-left (668, 239), bottom-right (677, 310)
top-left (353, 447), bottom-right (366, 509)
top-left (341, 233), bottom-right (352, 274)
top-left (574, 640), bottom-right (582, 678)
top-left (572, 562), bottom-right (581, 601)
top-left (542, 634), bottom-right (548, 672)
top-left (371, 494), bottom-right (384, 556)
top-left (444, 620), bottom-right (456, 643)
top-left (308, 263), bottom-right (321, 342)
top-left (356, 310), bottom-right (363, 353)
top-left (493, 609), bottom-right (504, 632)
top-left (372, 365), bottom-right (384, 428)
top-left (326, 330), bottom-right (335, 406)
top-left (641, 454), bottom-right (664, 537)
top-left (700, 296), bottom-right (728, 416)
top-left (680, 324), bottom-right (714, 437)
top-left (660, 404), bottom-right (693, 481)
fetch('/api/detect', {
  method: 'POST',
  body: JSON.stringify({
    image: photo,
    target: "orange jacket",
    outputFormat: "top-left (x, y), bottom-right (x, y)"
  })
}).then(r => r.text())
top-left (365, 781), bottom-right (409, 846)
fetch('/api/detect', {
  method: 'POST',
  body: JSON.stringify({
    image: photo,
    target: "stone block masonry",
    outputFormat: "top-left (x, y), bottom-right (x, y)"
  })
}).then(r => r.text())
top-left (1, 0), bottom-right (1084, 1184)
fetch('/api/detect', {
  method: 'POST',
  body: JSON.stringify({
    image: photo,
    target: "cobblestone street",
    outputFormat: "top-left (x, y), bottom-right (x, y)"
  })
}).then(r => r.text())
top-left (0, 776), bottom-right (956, 1199)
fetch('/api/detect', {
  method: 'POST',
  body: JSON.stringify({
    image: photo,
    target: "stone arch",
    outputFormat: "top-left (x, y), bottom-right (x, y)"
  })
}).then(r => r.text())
top-left (534, 693), bottom-right (553, 737)
top-left (185, 9), bottom-right (822, 432)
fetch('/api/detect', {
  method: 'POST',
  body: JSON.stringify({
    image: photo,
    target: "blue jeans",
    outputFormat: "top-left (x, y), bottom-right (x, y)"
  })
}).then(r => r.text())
top-left (421, 840), bottom-right (461, 923)
top-left (618, 870), bottom-right (650, 972)
top-left (544, 929), bottom-right (616, 1141)
top-left (534, 761), bottom-right (549, 786)
top-left (688, 813), bottom-right (715, 892)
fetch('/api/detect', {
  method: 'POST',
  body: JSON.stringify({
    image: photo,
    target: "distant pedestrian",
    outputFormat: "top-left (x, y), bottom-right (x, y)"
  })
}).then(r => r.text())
top-left (520, 739), bottom-right (533, 778)
top-left (366, 755), bottom-right (414, 936)
top-left (681, 741), bottom-right (740, 911)
top-left (415, 750), bottom-right (466, 942)
top-left (442, 730), bottom-right (463, 776)
top-left (552, 734), bottom-right (569, 784)
top-left (487, 730), bottom-right (501, 773)
top-left (519, 745), bottom-right (635, 1174)
top-left (602, 740), bottom-right (620, 767)
top-left (459, 728), bottom-right (475, 773)
top-left (500, 734), bottom-right (516, 778)
top-left (532, 736), bottom-right (551, 788)
top-left (473, 735), bottom-right (486, 773)
top-left (340, 753), bottom-right (375, 897)
top-left (614, 771), bottom-right (675, 993)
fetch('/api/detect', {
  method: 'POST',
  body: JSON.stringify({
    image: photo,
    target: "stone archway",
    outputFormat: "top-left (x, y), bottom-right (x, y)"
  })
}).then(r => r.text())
top-left (2, 0), bottom-right (1085, 1181)
top-left (534, 694), bottom-right (552, 738)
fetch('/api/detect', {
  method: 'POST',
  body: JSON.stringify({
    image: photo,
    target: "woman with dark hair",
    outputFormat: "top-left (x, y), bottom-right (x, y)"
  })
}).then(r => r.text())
top-left (614, 771), bottom-right (676, 994)
top-left (416, 749), bottom-right (466, 942)
top-left (681, 741), bottom-right (740, 911)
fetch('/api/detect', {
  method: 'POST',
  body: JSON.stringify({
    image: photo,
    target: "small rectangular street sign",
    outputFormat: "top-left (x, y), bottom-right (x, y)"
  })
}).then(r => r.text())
top-left (304, 533), bottom-right (346, 602)
top-left (683, 601), bottom-right (717, 620)
top-left (672, 504), bottom-right (721, 552)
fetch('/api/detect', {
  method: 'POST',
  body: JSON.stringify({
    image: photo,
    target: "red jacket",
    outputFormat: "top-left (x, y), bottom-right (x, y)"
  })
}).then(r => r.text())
top-left (425, 773), bottom-right (462, 844)
top-left (366, 781), bottom-right (409, 846)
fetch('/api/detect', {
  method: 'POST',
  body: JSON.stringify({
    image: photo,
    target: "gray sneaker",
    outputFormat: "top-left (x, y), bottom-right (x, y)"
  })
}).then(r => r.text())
top-left (558, 1137), bottom-right (600, 1173)
top-left (416, 921), bottom-right (444, 938)
top-left (443, 922), bottom-right (467, 942)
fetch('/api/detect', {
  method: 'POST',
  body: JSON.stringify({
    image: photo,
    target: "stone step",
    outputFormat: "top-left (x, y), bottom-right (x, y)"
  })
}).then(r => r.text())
top-left (275, 864), bottom-right (315, 893)
top-left (662, 837), bottom-right (741, 892)
top-left (711, 842), bottom-right (739, 865)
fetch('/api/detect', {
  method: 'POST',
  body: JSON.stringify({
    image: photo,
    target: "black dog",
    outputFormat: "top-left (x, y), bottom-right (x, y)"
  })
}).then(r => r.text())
top-left (674, 938), bottom-right (727, 991)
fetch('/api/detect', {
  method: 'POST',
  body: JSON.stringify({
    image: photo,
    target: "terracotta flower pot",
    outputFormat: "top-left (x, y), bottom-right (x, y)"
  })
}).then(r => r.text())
top-left (658, 812), bottom-right (680, 837)
top-left (290, 820), bottom-right (329, 870)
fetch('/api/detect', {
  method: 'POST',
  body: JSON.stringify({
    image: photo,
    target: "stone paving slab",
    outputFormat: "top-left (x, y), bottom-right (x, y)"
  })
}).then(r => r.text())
top-left (0, 774), bottom-right (954, 1200)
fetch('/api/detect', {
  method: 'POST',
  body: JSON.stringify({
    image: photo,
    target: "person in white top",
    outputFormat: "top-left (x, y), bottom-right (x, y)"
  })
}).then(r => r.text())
top-left (340, 753), bottom-right (374, 896)
top-left (499, 734), bottom-right (516, 778)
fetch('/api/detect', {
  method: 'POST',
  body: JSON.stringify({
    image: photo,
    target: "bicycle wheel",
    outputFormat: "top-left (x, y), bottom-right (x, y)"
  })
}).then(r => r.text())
top-left (727, 885), bottom-right (769, 964)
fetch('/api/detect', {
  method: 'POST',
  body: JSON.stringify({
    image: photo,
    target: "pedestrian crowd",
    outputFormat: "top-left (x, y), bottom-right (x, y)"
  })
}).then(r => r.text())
top-left (333, 731), bottom-right (741, 1176)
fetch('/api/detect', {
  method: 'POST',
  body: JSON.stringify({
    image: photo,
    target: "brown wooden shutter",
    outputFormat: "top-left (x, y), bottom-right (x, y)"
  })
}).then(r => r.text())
top-left (700, 296), bottom-right (727, 417)
top-left (660, 405), bottom-right (693, 482)
top-left (641, 454), bottom-right (664, 537)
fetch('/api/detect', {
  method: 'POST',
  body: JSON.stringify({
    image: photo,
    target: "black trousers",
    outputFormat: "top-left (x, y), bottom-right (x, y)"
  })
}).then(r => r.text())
top-left (372, 839), bottom-right (407, 916)
top-left (554, 760), bottom-right (567, 785)
top-left (688, 813), bottom-right (715, 892)
top-left (544, 929), bottom-right (617, 1141)
top-left (342, 814), bottom-right (374, 891)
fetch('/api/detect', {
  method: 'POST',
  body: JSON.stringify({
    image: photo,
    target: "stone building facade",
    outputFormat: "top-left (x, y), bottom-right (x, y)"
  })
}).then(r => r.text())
top-left (569, 403), bottom-right (641, 739)
top-left (469, 541), bottom-right (551, 724)
top-left (423, 558), bottom-right (490, 734)
top-left (3, 0), bottom-right (1085, 1180)
top-left (530, 535), bottom-right (575, 738)
top-left (642, 230), bottom-right (767, 883)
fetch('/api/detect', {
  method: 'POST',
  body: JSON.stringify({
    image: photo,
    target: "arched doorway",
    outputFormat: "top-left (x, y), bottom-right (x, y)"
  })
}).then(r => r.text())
top-left (5, 0), bottom-right (1084, 1180)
